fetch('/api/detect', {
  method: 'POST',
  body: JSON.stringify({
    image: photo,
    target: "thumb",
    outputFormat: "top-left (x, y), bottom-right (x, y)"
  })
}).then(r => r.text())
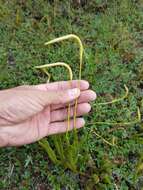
top-left (32, 88), bottom-right (80, 106)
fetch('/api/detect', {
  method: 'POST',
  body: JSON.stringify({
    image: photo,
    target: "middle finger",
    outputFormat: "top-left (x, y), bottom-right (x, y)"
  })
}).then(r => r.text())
top-left (51, 90), bottom-right (96, 111)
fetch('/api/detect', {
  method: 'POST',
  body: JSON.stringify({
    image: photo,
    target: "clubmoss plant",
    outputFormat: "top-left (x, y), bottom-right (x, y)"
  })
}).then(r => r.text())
top-left (44, 34), bottom-right (84, 133)
top-left (35, 34), bottom-right (141, 173)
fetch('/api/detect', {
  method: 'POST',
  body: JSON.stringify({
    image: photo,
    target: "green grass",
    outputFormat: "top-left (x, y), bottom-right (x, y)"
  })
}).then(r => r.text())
top-left (0, 0), bottom-right (143, 189)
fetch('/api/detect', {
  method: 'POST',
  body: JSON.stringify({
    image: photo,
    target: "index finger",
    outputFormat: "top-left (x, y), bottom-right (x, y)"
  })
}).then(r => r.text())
top-left (34, 80), bottom-right (89, 91)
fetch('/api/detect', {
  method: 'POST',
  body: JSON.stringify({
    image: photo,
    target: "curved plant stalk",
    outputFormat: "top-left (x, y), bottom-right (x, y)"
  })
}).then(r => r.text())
top-left (35, 62), bottom-right (73, 79)
top-left (44, 34), bottom-right (83, 79)
top-left (95, 84), bottom-right (129, 106)
top-left (92, 130), bottom-right (117, 147)
top-left (40, 68), bottom-right (51, 82)
top-left (35, 62), bottom-right (73, 134)
top-left (45, 34), bottom-right (84, 130)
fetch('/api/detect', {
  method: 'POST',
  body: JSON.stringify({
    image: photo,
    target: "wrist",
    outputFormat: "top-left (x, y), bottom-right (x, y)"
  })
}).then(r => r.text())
top-left (0, 131), bottom-right (8, 147)
top-left (0, 90), bottom-right (11, 126)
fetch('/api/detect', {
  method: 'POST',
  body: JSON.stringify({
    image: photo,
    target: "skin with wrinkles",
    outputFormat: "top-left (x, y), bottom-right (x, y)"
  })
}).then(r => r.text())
top-left (0, 80), bottom-right (96, 147)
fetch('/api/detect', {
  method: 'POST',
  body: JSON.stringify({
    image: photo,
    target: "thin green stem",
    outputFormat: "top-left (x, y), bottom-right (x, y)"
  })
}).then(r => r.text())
top-left (95, 84), bottom-right (128, 106)
top-left (92, 130), bottom-right (117, 147)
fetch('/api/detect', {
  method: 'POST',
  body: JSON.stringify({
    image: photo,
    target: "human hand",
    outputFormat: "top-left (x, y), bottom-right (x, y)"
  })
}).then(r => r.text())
top-left (0, 80), bottom-right (96, 147)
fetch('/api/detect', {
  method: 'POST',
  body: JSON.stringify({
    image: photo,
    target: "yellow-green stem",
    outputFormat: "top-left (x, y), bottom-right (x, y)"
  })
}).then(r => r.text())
top-left (45, 34), bottom-right (84, 133)
top-left (95, 84), bottom-right (128, 106)
top-left (92, 130), bottom-right (117, 147)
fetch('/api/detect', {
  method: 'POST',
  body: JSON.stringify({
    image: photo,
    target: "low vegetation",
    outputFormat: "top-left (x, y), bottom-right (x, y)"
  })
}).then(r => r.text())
top-left (0, 0), bottom-right (143, 189)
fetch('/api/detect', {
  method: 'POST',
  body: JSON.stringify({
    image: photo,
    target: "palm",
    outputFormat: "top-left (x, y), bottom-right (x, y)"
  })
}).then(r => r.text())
top-left (11, 106), bottom-right (51, 146)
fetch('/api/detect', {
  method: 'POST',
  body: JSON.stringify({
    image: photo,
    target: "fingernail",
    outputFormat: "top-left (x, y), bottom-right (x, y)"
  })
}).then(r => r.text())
top-left (68, 88), bottom-right (80, 99)
top-left (91, 91), bottom-right (97, 101)
top-left (83, 80), bottom-right (89, 88)
top-left (78, 118), bottom-right (85, 127)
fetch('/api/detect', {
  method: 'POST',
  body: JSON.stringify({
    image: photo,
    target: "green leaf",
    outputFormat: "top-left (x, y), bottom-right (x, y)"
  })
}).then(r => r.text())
top-left (39, 139), bottom-right (59, 165)
top-left (52, 135), bottom-right (65, 161)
